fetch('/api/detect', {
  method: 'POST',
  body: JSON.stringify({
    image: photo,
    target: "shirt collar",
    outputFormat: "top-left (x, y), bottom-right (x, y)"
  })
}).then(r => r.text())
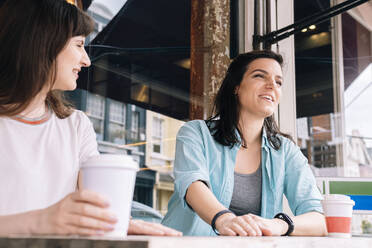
top-left (261, 128), bottom-right (270, 150)
top-left (234, 126), bottom-right (271, 150)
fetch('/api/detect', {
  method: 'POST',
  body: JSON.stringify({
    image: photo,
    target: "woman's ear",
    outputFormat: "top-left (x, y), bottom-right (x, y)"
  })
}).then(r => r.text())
top-left (234, 86), bottom-right (239, 96)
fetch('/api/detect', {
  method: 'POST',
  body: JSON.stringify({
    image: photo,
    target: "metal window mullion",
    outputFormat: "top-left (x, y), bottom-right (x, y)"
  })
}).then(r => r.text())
top-left (331, 0), bottom-right (347, 175)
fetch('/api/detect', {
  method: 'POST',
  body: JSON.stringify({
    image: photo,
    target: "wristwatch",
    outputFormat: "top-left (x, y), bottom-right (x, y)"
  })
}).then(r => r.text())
top-left (274, 213), bottom-right (294, 236)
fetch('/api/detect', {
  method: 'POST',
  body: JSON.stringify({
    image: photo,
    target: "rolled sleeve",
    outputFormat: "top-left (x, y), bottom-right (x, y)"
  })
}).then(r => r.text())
top-left (173, 123), bottom-right (210, 209)
top-left (283, 141), bottom-right (323, 215)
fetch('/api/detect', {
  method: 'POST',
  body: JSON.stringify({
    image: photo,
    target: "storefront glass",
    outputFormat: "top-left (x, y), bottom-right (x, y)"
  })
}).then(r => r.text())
top-left (342, 11), bottom-right (372, 177)
top-left (294, 0), bottom-right (372, 234)
top-left (294, 1), bottom-right (372, 178)
top-left (71, 0), bottom-right (191, 209)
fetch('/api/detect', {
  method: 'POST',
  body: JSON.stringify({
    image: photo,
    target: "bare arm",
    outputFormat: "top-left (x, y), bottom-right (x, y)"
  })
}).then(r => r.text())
top-left (0, 210), bottom-right (39, 235)
top-left (186, 181), bottom-right (262, 236)
top-left (239, 211), bottom-right (326, 237)
top-left (185, 181), bottom-right (227, 225)
top-left (0, 190), bottom-right (117, 236)
top-left (291, 211), bottom-right (326, 236)
top-left (186, 181), bottom-right (326, 236)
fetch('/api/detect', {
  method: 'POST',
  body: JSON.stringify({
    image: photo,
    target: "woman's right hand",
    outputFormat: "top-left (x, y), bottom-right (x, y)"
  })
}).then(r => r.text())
top-left (34, 189), bottom-right (117, 236)
top-left (215, 212), bottom-right (263, 236)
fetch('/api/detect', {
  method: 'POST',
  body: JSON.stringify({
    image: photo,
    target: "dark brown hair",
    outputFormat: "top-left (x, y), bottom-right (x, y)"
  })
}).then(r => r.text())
top-left (206, 50), bottom-right (293, 150)
top-left (0, 0), bottom-right (94, 118)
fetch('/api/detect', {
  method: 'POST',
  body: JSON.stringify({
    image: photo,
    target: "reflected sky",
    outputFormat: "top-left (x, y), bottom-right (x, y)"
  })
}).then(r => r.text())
top-left (90, 0), bottom-right (127, 17)
top-left (345, 63), bottom-right (372, 147)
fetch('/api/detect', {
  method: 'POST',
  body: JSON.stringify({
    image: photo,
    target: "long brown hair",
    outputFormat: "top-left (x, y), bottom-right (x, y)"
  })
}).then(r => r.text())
top-left (206, 50), bottom-right (294, 150)
top-left (0, 0), bottom-right (94, 118)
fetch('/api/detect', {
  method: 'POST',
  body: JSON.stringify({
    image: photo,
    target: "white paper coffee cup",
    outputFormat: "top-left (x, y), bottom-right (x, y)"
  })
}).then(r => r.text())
top-left (321, 194), bottom-right (355, 238)
top-left (81, 154), bottom-right (138, 239)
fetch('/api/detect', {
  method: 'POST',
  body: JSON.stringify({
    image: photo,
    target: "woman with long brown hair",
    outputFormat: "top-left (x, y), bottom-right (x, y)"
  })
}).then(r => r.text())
top-left (0, 0), bottom-right (180, 236)
top-left (162, 50), bottom-right (326, 236)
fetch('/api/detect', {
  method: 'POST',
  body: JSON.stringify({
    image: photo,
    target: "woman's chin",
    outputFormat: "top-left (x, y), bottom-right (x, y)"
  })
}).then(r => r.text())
top-left (260, 110), bottom-right (275, 119)
top-left (53, 83), bottom-right (77, 91)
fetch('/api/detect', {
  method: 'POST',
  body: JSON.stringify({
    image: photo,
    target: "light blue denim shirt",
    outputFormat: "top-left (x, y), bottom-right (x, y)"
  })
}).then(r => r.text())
top-left (161, 120), bottom-right (323, 236)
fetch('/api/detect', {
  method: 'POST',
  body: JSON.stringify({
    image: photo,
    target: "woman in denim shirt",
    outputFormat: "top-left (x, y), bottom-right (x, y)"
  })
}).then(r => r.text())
top-left (162, 50), bottom-right (327, 236)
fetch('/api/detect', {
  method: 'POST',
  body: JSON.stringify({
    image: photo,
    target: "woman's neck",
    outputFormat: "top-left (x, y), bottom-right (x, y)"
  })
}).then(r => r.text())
top-left (18, 92), bottom-right (48, 118)
top-left (238, 111), bottom-right (264, 146)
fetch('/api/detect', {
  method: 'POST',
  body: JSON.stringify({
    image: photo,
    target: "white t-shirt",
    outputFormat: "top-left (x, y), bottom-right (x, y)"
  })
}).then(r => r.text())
top-left (0, 110), bottom-right (99, 215)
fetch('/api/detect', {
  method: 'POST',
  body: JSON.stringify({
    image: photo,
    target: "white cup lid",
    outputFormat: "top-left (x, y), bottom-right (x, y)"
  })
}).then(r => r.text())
top-left (322, 194), bottom-right (355, 205)
top-left (82, 154), bottom-right (139, 171)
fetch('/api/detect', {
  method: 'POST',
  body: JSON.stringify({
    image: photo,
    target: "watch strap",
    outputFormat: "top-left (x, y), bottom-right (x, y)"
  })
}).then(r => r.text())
top-left (274, 212), bottom-right (294, 236)
top-left (211, 209), bottom-right (234, 235)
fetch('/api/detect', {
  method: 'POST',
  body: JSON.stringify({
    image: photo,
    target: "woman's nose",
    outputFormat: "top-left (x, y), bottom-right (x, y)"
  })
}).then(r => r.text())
top-left (81, 49), bottom-right (91, 67)
top-left (265, 77), bottom-right (276, 88)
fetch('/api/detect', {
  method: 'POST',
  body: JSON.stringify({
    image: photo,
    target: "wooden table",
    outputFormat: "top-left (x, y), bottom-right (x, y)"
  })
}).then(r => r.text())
top-left (1, 235), bottom-right (372, 248)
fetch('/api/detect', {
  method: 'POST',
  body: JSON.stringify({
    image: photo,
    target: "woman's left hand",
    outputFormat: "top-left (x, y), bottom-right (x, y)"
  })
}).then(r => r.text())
top-left (247, 214), bottom-right (288, 236)
top-left (127, 219), bottom-right (183, 236)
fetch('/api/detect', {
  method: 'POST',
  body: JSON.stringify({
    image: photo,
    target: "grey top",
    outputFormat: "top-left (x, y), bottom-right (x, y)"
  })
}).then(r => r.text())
top-left (229, 165), bottom-right (262, 216)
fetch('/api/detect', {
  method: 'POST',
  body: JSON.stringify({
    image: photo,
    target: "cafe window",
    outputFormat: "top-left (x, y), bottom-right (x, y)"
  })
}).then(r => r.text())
top-left (107, 100), bottom-right (126, 144)
top-left (82, 0), bottom-right (191, 121)
top-left (86, 92), bottom-right (105, 141)
top-left (79, 0), bottom-right (227, 209)
top-left (152, 117), bottom-right (163, 154)
top-left (342, 12), bottom-right (372, 177)
top-left (293, 0), bottom-right (372, 178)
top-left (293, 0), bottom-right (372, 235)
top-left (131, 111), bottom-right (139, 142)
top-left (294, 0), bottom-right (334, 169)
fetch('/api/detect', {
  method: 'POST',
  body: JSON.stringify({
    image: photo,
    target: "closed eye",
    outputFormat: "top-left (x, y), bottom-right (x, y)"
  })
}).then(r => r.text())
top-left (253, 74), bottom-right (265, 78)
top-left (76, 41), bottom-right (85, 48)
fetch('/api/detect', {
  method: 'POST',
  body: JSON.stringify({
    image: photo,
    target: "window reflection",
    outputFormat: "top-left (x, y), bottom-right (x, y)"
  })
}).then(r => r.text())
top-left (86, 93), bottom-right (105, 141)
top-left (108, 100), bottom-right (126, 144)
top-left (294, 0), bottom-right (335, 174)
top-left (76, 0), bottom-right (191, 208)
top-left (343, 12), bottom-right (372, 178)
top-left (86, 0), bottom-right (127, 42)
top-left (152, 117), bottom-right (163, 154)
top-left (294, 1), bottom-right (372, 234)
top-left (294, 1), bottom-right (372, 179)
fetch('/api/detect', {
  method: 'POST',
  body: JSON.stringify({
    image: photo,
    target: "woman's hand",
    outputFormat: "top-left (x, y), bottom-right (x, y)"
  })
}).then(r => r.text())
top-left (215, 212), bottom-right (263, 236)
top-left (248, 214), bottom-right (288, 236)
top-left (128, 219), bottom-right (182, 236)
top-left (34, 189), bottom-right (118, 236)
top-left (215, 213), bottom-right (288, 236)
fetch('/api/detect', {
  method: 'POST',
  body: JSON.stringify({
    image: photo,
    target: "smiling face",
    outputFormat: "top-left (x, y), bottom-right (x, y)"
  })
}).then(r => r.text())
top-left (236, 58), bottom-right (283, 119)
top-left (53, 36), bottom-right (91, 91)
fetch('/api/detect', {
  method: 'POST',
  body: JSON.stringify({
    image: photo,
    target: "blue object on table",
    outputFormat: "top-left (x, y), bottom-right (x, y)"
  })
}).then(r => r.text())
top-left (131, 201), bottom-right (163, 223)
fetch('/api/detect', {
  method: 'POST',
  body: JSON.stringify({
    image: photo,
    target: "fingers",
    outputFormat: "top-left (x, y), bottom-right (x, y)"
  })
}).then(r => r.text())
top-left (53, 191), bottom-right (118, 235)
top-left (242, 215), bottom-right (262, 236)
top-left (128, 220), bottom-right (182, 236)
top-left (147, 222), bottom-right (183, 236)
top-left (71, 202), bottom-right (117, 224)
top-left (128, 220), bottom-right (164, 235)
top-left (66, 213), bottom-right (115, 232)
top-left (219, 227), bottom-right (237, 236)
top-left (71, 189), bottom-right (110, 208)
top-left (67, 225), bottom-right (105, 236)
top-left (232, 217), bottom-right (258, 236)
top-left (219, 215), bottom-right (263, 236)
top-left (230, 222), bottom-right (248, 236)
top-left (248, 214), bottom-right (273, 236)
